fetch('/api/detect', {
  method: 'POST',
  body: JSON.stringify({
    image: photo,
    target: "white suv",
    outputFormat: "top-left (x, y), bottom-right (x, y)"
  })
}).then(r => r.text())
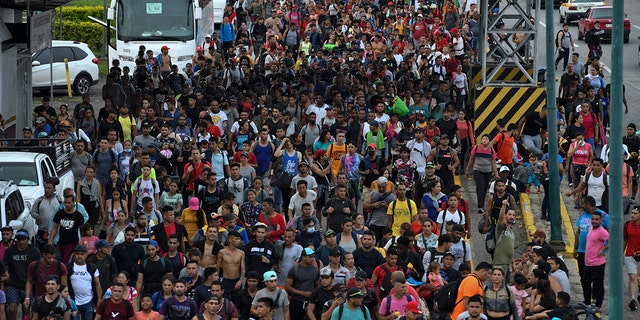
top-left (32, 40), bottom-right (100, 95)
top-left (0, 181), bottom-right (38, 241)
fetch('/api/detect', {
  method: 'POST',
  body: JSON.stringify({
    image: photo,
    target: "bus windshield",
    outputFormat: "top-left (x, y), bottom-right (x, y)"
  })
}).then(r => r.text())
top-left (117, 0), bottom-right (194, 41)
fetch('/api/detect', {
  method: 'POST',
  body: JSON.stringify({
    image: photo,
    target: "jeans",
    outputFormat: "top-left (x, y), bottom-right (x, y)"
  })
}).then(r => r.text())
top-left (76, 302), bottom-right (94, 320)
top-left (585, 137), bottom-right (596, 151)
top-left (522, 134), bottom-right (543, 156)
top-left (584, 263), bottom-right (606, 308)
top-left (473, 170), bottom-right (493, 208)
top-left (541, 179), bottom-right (550, 219)
top-left (348, 179), bottom-right (361, 202)
top-left (274, 186), bottom-right (283, 212)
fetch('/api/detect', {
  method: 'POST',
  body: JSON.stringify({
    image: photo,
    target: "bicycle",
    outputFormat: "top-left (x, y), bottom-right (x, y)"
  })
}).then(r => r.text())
top-left (575, 301), bottom-right (601, 320)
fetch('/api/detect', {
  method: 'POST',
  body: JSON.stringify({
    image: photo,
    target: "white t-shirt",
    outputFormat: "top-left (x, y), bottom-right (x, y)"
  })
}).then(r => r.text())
top-left (583, 172), bottom-right (608, 206)
top-left (70, 263), bottom-right (100, 305)
top-left (289, 190), bottom-right (318, 217)
top-left (210, 110), bottom-right (228, 135)
top-left (436, 210), bottom-right (466, 235)
top-left (134, 178), bottom-right (160, 208)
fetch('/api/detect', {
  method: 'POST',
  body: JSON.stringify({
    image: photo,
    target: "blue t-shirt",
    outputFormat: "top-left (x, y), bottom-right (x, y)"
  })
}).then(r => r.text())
top-left (576, 211), bottom-right (609, 253)
top-left (330, 304), bottom-right (371, 320)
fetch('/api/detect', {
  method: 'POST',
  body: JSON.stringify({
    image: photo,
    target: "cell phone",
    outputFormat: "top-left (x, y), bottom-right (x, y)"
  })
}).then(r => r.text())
top-left (185, 275), bottom-right (193, 283)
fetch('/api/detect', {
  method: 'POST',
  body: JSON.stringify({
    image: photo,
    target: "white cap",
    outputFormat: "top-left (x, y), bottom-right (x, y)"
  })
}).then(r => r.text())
top-left (377, 176), bottom-right (388, 185)
top-left (499, 165), bottom-right (510, 173)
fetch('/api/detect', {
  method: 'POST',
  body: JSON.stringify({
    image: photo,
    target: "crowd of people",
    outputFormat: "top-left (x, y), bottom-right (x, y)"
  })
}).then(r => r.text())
top-left (5, 0), bottom-right (638, 319)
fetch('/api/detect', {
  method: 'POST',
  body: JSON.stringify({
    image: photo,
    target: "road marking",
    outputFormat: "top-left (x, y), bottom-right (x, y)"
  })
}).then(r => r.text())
top-left (634, 25), bottom-right (640, 30)
top-left (559, 193), bottom-right (575, 254)
top-left (574, 44), bottom-right (580, 48)
top-left (454, 174), bottom-right (474, 271)
top-left (540, 21), bottom-right (546, 27)
top-left (519, 193), bottom-right (537, 242)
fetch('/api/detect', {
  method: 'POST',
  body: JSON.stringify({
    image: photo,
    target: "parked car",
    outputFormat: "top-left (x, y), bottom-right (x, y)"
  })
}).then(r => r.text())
top-left (559, 0), bottom-right (605, 23)
top-left (577, 6), bottom-right (630, 43)
top-left (0, 181), bottom-right (38, 241)
top-left (32, 40), bottom-right (99, 95)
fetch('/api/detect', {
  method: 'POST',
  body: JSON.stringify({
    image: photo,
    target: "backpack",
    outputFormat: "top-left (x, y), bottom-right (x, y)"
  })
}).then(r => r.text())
top-left (485, 221), bottom-right (497, 254)
top-left (391, 199), bottom-right (413, 217)
top-left (337, 303), bottom-right (369, 320)
top-left (584, 171), bottom-right (609, 211)
top-left (32, 259), bottom-right (63, 286)
top-left (93, 148), bottom-right (117, 165)
top-left (163, 252), bottom-right (186, 269)
top-left (483, 285), bottom-right (512, 315)
top-left (556, 30), bottom-right (565, 47)
top-left (101, 298), bottom-right (133, 319)
top-left (379, 264), bottom-right (395, 299)
top-left (384, 294), bottom-right (412, 315)
top-left (142, 257), bottom-right (167, 272)
top-left (434, 277), bottom-right (464, 312)
top-left (439, 210), bottom-right (464, 235)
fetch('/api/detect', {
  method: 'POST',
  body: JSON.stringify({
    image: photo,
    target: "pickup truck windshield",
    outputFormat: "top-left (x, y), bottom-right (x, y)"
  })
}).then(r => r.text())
top-left (0, 163), bottom-right (39, 186)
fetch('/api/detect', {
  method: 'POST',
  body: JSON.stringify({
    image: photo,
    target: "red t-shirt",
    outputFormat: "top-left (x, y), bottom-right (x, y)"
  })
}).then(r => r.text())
top-left (28, 260), bottom-right (69, 297)
top-left (624, 220), bottom-right (640, 256)
top-left (372, 263), bottom-right (400, 300)
top-left (258, 213), bottom-right (286, 243)
top-left (183, 160), bottom-right (211, 191)
top-left (96, 299), bottom-right (135, 320)
top-left (232, 151), bottom-right (258, 166)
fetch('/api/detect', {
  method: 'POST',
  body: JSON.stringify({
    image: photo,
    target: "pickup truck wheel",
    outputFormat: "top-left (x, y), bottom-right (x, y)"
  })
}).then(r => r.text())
top-left (73, 74), bottom-right (92, 95)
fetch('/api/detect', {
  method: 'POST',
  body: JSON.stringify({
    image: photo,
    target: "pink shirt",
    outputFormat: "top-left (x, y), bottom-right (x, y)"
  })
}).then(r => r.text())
top-left (380, 294), bottom-right (412, 316)
top-left (585, 226), bottom-right (609, 266)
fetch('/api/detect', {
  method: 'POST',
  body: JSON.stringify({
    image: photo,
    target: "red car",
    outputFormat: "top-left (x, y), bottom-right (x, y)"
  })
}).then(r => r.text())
top-left (577, 6), bottom-right (630, 43)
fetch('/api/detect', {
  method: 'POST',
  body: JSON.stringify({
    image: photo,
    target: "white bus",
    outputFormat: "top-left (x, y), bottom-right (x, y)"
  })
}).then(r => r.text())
top-left (106, 0), bottom-right (224, 71)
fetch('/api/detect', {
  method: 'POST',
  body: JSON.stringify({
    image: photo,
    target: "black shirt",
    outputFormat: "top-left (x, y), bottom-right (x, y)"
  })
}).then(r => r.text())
top-left (521, 111), bottom-right (547, 136)
top-left (32, 295), bottom-right (70, 318)
top-left (53, 209), bottom-right (85, 246)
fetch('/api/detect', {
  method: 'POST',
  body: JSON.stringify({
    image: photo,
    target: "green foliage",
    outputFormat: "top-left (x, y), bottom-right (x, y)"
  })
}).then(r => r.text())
top-left (53, 6), bottom-right (105, 51)
top-left (53, 21), bottom-right (103, 50)
top-left (70, 0), bottom-right (104, 6)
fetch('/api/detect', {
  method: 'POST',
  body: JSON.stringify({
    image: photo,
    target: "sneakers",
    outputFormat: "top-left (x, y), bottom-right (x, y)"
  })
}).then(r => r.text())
top-left (477, 208), bottom-right (485, 215)
top-left (630, 299), bottom-right (638, 310)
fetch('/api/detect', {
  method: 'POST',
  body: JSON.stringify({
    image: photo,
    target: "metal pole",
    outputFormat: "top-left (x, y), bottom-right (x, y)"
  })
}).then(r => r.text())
top-left (103, 0), bottom-right (108, 55)
top-left (608, 0), bottom-right (624, 317)
top-left (545, 0), bottom-right (562, 243)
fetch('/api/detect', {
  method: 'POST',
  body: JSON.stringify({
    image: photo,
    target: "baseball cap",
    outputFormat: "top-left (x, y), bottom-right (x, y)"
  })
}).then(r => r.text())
top-left (147, 240), bottom-right (159, 248)
top-left (406, 301), bottom-right (422, 314)
top-left (96, 239), bottom-right (112, 249)
top-left (347, 288), bottom-right (364, 298)
top-left (15, 229), bottom-right (29, 239)
top-left (252, 222), bottom-right (268, 232)
top-left (320, 268), bottom-right (334, 277)
top-left (367, 143), bottom-right (377, 150)
top-left (323, 229), bottom-right (336, 237)
top-left (329, 248), bottom-right (342, 257)
top-left (499, 165), bottom-right (510, 173)
top-left (74, 244), bottom-right (88, 253)
top-left (36, 117), bottom-right (46, 124)
top-left (240, 152), bottom-right (250, 158)
top-left (189, 197), bottom-right (200, 210)
top-left (425, 162), bottom-right (436, 168)
top-left (298, 160), bottom-right (310, 167)
top-left (132, 142), bottom-right (142, 149)
top-left (440, 133), bottom-right (449, 140)
top-left (442, 251), bottom-right (455, 259)
top-left (161, 45), bottom-right (170, 51)
top-left (263, 270), bottom-right (278, 282)
top-left (377, 176), bottom-right (388, 185)
top-left (148, 142), bottom-right (159, 149)
top-left (355, 271), bottom-right (368, 281)
top-left (300, 247), bottom-right (315, 257)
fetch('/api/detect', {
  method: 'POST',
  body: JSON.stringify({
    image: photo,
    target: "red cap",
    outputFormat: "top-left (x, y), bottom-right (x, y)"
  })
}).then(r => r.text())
top-left (450, 27), bottom-right (458, 33)
top-left (406, 301), bottom-right (422, 314)
top-left (161, 45), bottom-right (170, 51)
top-left (388, 1), bottom-right (394, 5)
top-left (196, 46), bottom-right (203, 52)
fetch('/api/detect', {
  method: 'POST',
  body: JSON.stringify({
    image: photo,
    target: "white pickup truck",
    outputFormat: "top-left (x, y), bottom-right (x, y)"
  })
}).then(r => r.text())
top-left (0, 139), bottom-right (76, 209)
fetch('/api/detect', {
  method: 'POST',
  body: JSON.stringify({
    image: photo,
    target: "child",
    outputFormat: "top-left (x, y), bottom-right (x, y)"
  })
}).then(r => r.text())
top-left (79, 223), bottom-right (99, 256)
top-left (509, 273), bottom-right (529, 320)
top-left (158, 181), bottom-right (183, 212)
top-left (135, 295), bottom-right (160, 320)
top-left (428, 261), bottom-right (446, 289)
top-left (458, 263), bottom-right (471, 277)
top-left (60, 284), bottom-right (78, 319)
top-left (107, 210), bottom-right (131, 245)
top-left (524, 154), bottom-right (544, 194)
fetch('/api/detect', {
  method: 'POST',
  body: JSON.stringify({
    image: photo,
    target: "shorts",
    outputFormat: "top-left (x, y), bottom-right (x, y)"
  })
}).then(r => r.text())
top-left (5, 286), bottom-right (25, 304)
top-left (625, 256), bottom-right (640, 274)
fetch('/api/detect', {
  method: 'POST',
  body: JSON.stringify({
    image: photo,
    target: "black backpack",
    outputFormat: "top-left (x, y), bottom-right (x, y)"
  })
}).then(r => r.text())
top-left (379, 265), bottom-right (394, 299)
top-left (434, 278), bottom-right (463, 312)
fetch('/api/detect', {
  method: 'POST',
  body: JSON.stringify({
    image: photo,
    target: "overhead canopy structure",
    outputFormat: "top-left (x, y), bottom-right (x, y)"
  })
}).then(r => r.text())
top-left (0, 0), bottom-right (71, 11)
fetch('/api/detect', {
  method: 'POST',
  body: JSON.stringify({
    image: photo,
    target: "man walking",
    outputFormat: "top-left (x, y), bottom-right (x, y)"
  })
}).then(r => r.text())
top-left (624, 206), bottom-right (640, 310)
top-left (31, 275), bottom-right (71, 320)
top-left (555, 23), bottom-right (575, 71)
top-left (584, 211), bottom-right (608, 310)
top-left (4, 229), bottom-right (41, 320)
top-left (585, 21), bottom-right (604, 59)
top-left (67, 244), bottom-right (102, 320)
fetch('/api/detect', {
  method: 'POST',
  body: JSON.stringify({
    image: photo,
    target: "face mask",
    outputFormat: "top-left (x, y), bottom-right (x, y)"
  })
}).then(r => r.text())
top-left (124, 149), bottom-right (132, 153)
top-left (368, 150), bottom-right (376, 156)
top-left (307, 227), bottom-right (316, 234)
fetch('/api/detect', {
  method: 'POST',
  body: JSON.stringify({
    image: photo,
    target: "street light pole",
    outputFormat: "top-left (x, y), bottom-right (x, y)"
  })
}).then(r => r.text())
top-left (608, 0), bottom-right (624, 317)
top-left (544, 0), bottom-right (562, 244)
